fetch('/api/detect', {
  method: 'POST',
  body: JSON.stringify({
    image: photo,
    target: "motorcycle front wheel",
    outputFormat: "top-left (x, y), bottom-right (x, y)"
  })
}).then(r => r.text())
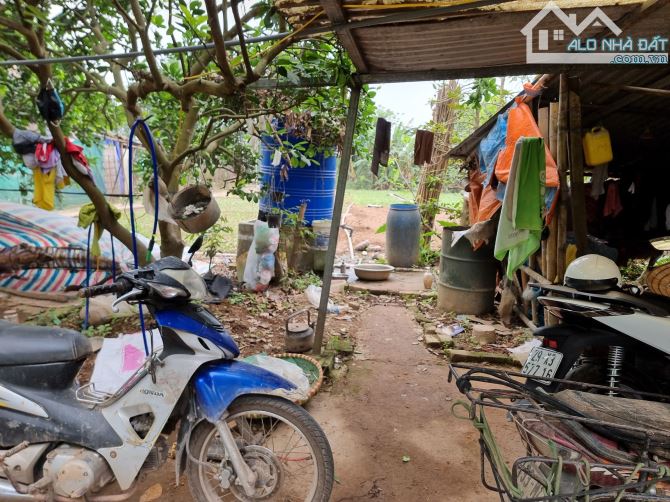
top-left (187, 395), bottom-right (334, 502)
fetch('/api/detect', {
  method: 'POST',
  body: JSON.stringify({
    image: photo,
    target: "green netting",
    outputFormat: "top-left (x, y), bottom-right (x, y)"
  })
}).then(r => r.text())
top-left (278, 356), bottom-right (320, 384)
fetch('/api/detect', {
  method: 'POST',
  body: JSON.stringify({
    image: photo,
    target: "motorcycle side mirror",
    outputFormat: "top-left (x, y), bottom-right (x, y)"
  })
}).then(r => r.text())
top-left (650, 236), bottom-right (670, 251)
top-left (187, 235), bottom-right (204, 266)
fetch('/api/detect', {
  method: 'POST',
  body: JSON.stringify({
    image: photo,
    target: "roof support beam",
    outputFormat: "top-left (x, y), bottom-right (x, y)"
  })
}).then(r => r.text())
top-left (591, 81), bottom-right (670, 98)
top-left (357, 64), bottom-right (654, 84)
top-left (319, 0), bottom-right (368, 72)
top-left (609, 0), bottom-right (670, 32)
top-left (597, 73), bottom-right (670, 120)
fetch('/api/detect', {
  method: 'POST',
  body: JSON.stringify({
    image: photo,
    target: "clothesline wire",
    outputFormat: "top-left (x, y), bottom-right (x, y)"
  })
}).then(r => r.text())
top-left (0, 188), bottom-right (138, 197)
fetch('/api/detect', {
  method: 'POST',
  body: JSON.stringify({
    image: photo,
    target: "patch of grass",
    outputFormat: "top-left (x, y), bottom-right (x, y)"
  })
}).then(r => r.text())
top-left (280, 271), bottom-right (322, 292)
top-left (117, 196), bottom-right (256, 254)
top-left (343, 189), bottom-right (459, 207)
top-left (115, 189), bottom-right (461, 256)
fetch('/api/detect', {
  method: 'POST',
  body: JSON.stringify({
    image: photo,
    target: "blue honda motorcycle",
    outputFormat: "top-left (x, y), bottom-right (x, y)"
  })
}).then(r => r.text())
top-left (0, 254), bottom-right (333, 501)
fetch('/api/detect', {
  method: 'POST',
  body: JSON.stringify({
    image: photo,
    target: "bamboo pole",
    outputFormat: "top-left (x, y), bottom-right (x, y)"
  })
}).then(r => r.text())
top-left (520, 265), bottom-right (551, 284)
top-left (568, 90), bottom-right (588, 257)
top-left (417, 80), bottom-right (459, 242)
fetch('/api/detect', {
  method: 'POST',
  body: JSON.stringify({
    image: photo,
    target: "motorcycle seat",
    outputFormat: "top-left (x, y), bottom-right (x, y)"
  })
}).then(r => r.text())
top-left (0, 321), bottom-right (92, 366)
top-left (554, 389), bottom-right (670, 440)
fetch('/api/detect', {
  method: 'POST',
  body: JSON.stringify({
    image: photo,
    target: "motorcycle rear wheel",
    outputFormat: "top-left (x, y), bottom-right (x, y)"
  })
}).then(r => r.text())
top-left (561, 363), bottom-right (656, 398)
top-left (187, 395), bottom-right (334, 502)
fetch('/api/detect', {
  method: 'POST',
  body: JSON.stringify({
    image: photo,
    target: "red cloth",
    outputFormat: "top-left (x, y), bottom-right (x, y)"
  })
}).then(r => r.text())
top-left (34, 142), bottom-right (55, 165)
top-left (64, 137), bottom-right (92, 178)
top-left (603, 182), bottom-right (623, 217)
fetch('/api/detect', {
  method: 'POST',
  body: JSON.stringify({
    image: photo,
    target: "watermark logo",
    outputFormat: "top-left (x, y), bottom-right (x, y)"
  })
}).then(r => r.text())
top-left (521, 1), bottom-right (668, 64)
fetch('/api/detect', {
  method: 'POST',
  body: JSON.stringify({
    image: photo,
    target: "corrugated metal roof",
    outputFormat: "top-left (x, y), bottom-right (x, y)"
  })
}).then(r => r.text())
top-left (275, 0), bottom-right (668, 81)
top-left (450, 66), bottom-right (670, 160)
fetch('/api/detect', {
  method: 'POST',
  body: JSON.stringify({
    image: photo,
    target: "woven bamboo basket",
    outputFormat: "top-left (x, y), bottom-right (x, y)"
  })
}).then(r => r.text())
top-left (646, 262), bottom-right (670, 297)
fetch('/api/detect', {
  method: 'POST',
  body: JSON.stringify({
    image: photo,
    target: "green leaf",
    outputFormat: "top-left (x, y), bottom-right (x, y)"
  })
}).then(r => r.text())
top-left (375, 223), bottom-right (387, 234)
top-left (437, 220), bottom-right (458, 228)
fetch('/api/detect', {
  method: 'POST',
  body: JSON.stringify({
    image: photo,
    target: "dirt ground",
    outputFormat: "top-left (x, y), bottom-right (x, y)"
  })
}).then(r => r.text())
top-left (136, 302), bottom-right (520, 502)
top-left (307, 304), bottom-right (519, 502)
top-left (335, 204), bottom-right (458, 262)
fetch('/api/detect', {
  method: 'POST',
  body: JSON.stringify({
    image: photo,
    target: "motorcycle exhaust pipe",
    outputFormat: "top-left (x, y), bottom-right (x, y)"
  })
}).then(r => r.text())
top-left (0, 478), bottom-right (34, 501)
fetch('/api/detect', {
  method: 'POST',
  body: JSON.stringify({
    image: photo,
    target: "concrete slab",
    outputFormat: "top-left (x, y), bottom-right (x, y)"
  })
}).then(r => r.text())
top-left (346, 270), bottom-right (432, 296)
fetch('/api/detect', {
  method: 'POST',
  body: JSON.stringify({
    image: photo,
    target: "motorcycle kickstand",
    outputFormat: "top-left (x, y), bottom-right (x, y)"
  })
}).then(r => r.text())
top-left (215, 420), bottom-right (257, 497)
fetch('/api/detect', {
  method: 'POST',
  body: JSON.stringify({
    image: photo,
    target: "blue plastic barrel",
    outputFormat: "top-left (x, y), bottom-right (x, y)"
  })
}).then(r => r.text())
top-left (386, 204), bottom-right (421, 267)
top-left (258, 134), bottom-right (336, 225)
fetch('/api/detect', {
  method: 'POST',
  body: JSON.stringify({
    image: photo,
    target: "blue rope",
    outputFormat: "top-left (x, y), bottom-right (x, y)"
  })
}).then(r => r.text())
top-left (84, 225), bottom-right (92, 332)
top-left (127, 118), bottom-right (161, 356)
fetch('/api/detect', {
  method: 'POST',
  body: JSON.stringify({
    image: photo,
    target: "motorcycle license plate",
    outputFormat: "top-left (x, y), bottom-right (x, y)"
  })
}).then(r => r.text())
top-left (522, 347), bottom-right (563, 385)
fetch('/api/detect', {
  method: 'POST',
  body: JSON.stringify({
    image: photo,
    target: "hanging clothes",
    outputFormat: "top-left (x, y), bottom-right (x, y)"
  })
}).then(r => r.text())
top-left (64, 137), bottom-right (94, 179)
top-left (12, 129), bottom-right (49, 155)
top-left (590, 163), bottom-right (608, 199)
top-left (413, 129), bottom-right (434, 165)
top-left (603, 182), bottom-right (623, 218)
top-left (494, 137), bottom-right (545, 277)
top-left (22, 153), bottom-right (38, 168)
top-left (35, 142), bottom-right (61, 169)
top-left (56, 160), bottom-right (70, 189)
top-left (32, 168), bottom-right (56, 211)
top-left (78, 203), bottom-right (121, 257)
top-left (370, 118), bottom-right (391, 176)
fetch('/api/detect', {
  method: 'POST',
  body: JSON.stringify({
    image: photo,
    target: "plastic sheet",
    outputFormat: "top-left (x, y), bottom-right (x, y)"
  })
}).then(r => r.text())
top-left (244, 354), bottom-right (310, 397)
top-left (494, 99), bottom-right (558, 188)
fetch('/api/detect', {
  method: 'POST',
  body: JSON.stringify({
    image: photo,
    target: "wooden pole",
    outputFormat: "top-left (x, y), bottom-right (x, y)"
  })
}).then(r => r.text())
top-left (556, 74), bottom-right (570, 284)
top-left (546, 101), bottom-right (559, 284)
top-left (538, 107), bottom-right (550, 277)
top-left (568, 90), bottom-right (588, 257)
top-left (548, 102), bottom-right (559, 161)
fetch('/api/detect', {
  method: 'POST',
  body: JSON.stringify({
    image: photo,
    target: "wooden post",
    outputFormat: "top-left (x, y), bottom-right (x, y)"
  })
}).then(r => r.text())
top-left (547, 102), bottom-right (559, 284)
top-left (568, 90), bottom-right (588, 257)
top-left (556, 75), bottom-right (570, 284)
top-left (549, 102), bottom-right (559, 161)
top-left (538, 107), bottom-right (550, 277)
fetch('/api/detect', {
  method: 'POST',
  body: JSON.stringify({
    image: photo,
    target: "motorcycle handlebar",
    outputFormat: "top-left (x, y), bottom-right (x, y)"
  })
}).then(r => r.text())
top-left (79, 279), bottom-right (131, 298)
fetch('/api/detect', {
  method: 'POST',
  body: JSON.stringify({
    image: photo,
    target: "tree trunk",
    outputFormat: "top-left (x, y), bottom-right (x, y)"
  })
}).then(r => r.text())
top-left (416, 80), bottom-right (459, 244)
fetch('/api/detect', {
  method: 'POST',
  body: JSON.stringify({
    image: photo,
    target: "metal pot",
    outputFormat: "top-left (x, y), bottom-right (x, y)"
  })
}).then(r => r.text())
top-left (285, 309), bottom-right (315, 353)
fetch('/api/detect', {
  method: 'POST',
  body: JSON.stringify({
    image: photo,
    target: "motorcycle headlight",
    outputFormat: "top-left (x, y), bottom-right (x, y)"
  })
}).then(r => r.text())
top-left (148, 282), bottom-right (189, 299)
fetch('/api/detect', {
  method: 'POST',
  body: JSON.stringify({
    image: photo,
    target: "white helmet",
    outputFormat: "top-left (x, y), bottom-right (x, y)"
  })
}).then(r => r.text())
top-left (564, 254), bottom-right (621, 292)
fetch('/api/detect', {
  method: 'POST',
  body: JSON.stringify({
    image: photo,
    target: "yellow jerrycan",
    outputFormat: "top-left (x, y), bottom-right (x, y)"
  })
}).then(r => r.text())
top-left (583, 127), bottom-right (613, 166)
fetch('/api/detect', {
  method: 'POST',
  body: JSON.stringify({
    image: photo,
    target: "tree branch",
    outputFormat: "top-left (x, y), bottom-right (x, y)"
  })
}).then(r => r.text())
top-left (0, 96), bottom-right (16, 137)
top-left (203, 0), bottom-right (238, 91)
top-left (127, 0), bottom-right (164, 88)
top-left (170, 117), bottom-right (216, 168)
top-left (253, 37), bottom-right (294, 80)
top-left (231, 0), bottom-right (253, 82)
top-left (203, 119), bottom-right (245, 154)
top-left (110, 0), bottom-right (139, 30)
